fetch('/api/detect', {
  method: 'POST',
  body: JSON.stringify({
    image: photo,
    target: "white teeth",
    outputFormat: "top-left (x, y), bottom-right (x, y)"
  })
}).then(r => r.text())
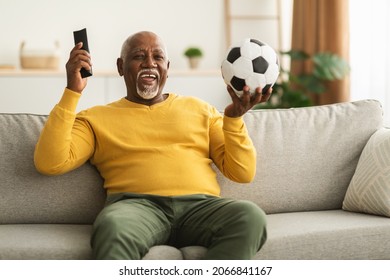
top-left (141, 74), bottom-right (157, 78)
top-left (138, 69), bottom-right (159, 79)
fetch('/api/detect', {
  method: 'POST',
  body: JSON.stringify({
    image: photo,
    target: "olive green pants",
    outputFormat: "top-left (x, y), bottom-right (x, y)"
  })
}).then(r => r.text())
top-left (91, 193), bottom-right (267, 260)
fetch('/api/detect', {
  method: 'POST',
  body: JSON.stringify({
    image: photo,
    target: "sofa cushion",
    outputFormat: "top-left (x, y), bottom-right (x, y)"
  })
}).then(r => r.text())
top-left (219, 100), bottom-right (383, 214)
top-left (0, 113), bottom-right (106, 224)
top-left (0, 224), bottom-right (93, 259)
top-left (256, 210), bottom-right (390, 259)
top-left (342, 128), bottom-right (390, 217)
top-left (0, 224), bottom-right (201, 260)
top-left (180, 246), bottom-right (208, 260)
top-left (142, 245), bottom-right (183, 260)
top-left (3, 211), bottom-right (389, 260)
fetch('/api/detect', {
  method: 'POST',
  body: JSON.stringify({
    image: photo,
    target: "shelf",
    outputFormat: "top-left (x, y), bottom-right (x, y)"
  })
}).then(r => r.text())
top-left (0, 68), bottom-right (221, 77)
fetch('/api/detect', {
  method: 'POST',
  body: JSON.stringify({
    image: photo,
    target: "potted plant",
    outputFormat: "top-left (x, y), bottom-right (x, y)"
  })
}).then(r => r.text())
top-left (184, 47), bottom-right (203, 69)
top-left (254, 50), bottom-right (350, 109)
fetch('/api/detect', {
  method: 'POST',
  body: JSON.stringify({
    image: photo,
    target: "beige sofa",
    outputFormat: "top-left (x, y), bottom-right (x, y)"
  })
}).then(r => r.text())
top-left (1, 99), bottom-right (390, 259)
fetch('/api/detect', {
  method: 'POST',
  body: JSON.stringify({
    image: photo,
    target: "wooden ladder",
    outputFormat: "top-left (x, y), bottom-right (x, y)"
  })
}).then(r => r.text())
top-left (224, 0), bottom-right (283, 51)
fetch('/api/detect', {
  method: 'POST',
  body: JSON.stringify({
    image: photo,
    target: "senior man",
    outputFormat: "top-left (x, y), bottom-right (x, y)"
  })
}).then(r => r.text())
top-left (34, 31), bottom-right (270, 259)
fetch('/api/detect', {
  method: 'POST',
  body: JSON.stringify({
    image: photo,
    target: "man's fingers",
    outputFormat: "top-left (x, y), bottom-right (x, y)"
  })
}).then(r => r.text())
top-left (72, 42), bottom-right (83, 51)
top-left (227, 85), bottom-right (240, 101)
top-left (260, 87), bottom-right (273, 102)
top-left (67, 52), bottom-right (92, 72)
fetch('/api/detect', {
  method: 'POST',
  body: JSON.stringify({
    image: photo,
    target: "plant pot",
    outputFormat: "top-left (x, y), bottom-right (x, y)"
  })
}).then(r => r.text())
top-left (188, 57), bottom-right (201, 69)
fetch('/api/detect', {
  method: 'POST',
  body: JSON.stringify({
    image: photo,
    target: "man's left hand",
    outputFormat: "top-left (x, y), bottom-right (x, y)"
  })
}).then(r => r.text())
top-left (224, 85), bottom-right (272, 118)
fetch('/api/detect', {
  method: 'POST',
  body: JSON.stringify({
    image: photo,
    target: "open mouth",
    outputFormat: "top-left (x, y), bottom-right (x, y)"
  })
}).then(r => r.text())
top-left (138, 70), bottom-right (159, 85)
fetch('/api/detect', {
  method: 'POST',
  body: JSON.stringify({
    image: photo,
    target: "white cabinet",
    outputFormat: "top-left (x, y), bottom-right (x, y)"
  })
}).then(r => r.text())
top-left (0, 76), bottom-right (68, 114)
top-left (0, 70), bottom-right (230, 115)
top-left (0, 72), bottom-right (106, 114)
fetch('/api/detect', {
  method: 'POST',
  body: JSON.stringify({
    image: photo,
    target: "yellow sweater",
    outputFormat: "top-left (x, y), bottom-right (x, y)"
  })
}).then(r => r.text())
top-left (34, 88), bottom-right (256, 196)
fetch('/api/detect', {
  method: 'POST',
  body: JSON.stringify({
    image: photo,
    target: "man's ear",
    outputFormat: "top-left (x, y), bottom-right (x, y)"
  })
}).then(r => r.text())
top-left (117, 58), bottom-right (124, 76)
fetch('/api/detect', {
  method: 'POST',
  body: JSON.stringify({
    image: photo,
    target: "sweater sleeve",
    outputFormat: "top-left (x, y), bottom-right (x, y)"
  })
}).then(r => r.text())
top-left (209, 109), bottom-right (256, 183)
top-left (34, 88), bottom-right (95, 175)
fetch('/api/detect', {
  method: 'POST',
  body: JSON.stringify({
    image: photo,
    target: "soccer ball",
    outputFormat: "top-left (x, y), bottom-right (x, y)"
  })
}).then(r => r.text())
top-left (221, 38), bottom-right (280, 97)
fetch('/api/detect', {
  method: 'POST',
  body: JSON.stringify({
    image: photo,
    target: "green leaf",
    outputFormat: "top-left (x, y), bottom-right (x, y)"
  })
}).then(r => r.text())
top-left (280, 50), bottom-right (310, 60)
top-left (280, 89), bottom-right (312, 107)
top-left (255, 49), bottom-right (350, 110)
top-left (313, 53), bottom-right (350, 80)
top-left (296, 75), bottom-right (325, 94)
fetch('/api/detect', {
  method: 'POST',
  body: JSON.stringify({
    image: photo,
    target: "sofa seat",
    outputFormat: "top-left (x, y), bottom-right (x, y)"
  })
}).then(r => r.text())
top-left (257, 210), bottom-right (390, 260)
top-left (143, 210), bottom-right (390, 260)
top-left (2, 210), bottom-right (389, 260)
top-left (0, 224), bottom-right (93, 260)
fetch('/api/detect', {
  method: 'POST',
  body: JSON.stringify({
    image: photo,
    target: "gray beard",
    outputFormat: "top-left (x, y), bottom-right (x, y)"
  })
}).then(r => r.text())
top-left (136, 69), bottom-right (159, 100)
top-left (136, 84), bottom-right (159, 100)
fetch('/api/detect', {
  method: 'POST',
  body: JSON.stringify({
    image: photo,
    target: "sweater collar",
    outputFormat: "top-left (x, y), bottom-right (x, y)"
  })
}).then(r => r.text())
top-left (118, 93), bottom-right (176, 109)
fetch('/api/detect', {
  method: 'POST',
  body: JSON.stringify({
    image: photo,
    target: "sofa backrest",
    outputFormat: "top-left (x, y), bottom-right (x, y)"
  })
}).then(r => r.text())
top-left (0, 113), bottom-right (106, 224)
top-left (219, 99), bottom-right (383, 214)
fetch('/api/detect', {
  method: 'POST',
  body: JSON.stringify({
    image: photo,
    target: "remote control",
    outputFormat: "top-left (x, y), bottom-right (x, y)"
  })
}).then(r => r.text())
top-left (73, 28), bottom-right (93, 78)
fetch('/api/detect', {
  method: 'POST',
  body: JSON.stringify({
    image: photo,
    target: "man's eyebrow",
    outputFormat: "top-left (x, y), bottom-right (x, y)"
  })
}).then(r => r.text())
top-left (129, 48), bottom-right (144, 54)
top-left (130, 48), bottom-right (165, 54)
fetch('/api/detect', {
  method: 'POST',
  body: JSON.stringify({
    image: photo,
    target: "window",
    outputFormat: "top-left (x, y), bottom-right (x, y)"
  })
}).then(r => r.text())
top-left (349, 0), bottom-right (390, 126)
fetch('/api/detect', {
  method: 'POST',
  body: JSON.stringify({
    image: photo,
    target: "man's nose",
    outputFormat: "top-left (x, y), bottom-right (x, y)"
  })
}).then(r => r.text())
top-left (143, 55), bottom-right (157, 67)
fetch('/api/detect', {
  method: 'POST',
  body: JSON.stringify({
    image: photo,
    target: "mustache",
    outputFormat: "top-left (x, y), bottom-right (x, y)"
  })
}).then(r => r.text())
top-left (137, 69), bottom-right (160, 79)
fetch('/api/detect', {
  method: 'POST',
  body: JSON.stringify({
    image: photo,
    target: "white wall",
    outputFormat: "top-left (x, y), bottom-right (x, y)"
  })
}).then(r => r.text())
top-left (0, 0), bottom-right (227, 71)
top-left (0, 0), bottom-right (292, 71)
top-left (0, 0), bottom-right (292, 112)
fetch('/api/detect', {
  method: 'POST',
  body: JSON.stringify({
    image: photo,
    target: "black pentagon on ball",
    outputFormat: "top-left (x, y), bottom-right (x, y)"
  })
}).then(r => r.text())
top-left (230, 76), bottom-right (246, 92)
top-left (227, 47), bottom-right (241, 63)
top-left (252, 56), bottom-right (269, 74)
top-left (262, 84), bottom-right (271, 95)
top-left (250, 38), bottom-right (265, 47)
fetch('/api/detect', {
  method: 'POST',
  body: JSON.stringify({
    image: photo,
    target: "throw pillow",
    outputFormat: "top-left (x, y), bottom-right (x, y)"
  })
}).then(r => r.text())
top-left (343, 128), bottom-right (390, 217)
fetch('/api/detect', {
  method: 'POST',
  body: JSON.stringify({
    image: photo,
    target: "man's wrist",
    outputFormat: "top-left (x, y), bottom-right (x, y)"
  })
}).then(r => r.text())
top-left (223, 115), bottom-right (245, 132)
top-left (58, 88), bottom-right (82, 112)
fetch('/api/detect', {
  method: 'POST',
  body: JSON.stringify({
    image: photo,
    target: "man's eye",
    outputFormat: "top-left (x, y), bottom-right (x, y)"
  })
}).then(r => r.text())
top-left (134, 55), bottom-right (145, 60)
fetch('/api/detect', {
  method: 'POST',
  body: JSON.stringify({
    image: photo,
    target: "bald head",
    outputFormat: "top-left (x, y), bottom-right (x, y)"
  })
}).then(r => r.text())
top-left (120, 31), bottom-right (168, 61)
